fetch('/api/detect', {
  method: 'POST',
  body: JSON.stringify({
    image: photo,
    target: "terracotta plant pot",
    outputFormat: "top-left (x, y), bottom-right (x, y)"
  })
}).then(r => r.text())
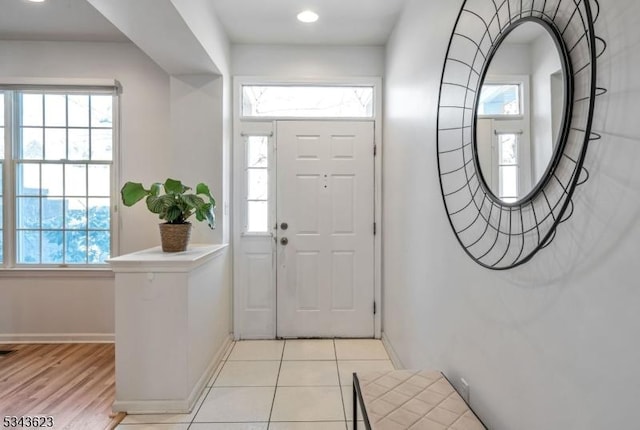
top-left (159, 223), bottom-right (192, 252)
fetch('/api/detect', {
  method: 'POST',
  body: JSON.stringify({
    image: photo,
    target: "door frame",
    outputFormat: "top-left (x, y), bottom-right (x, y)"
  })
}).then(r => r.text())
top-left (232, 76), bottom-right (383, 339)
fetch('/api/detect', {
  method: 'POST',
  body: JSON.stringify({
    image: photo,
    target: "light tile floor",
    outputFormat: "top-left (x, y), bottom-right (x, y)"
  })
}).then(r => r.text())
top-left (117, 339), bottom-right (394, 430)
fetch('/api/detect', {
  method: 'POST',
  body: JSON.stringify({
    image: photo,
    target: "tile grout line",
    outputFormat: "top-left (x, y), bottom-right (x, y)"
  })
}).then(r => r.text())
top-left (187, 341), bottom-right (236, 429)
top-left (337, 340), bottom-right (351, 430)
top-left (334, 339), bottom-right (349, 430)
top-left (153, 340), bottom-right (388, 429)
top-left (187, 384), bottom-right (212, 429)
top-left (266, 340), bottom-right (286, 429)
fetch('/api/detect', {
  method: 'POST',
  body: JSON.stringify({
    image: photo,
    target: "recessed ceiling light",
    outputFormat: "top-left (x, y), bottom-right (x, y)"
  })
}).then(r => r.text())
top-left (27, 0), bottom-right (46, 2)
top-left (297, 10), bottom-right (319, 23)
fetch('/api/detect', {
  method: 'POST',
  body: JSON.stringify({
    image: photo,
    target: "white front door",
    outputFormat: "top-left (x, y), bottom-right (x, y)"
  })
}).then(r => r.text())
top-left (276, 121), bottom-right (375, 338)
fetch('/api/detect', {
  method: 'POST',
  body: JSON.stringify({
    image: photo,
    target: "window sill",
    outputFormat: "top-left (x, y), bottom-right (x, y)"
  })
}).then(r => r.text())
top-left (0, 267), bottom-right (115, 279)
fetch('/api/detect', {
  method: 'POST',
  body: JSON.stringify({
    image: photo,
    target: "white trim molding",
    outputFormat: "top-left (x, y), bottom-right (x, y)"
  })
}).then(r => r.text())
top-left (382, 332), bottom-right (405, 370)
top-left (232, 76), bottom-right (384, 339)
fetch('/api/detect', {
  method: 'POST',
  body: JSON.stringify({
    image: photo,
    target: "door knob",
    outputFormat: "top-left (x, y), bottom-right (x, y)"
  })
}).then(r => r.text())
top-left (280, 237), bottom-right (289, 245)
top-left (280, 222), bottom-right (288, 230)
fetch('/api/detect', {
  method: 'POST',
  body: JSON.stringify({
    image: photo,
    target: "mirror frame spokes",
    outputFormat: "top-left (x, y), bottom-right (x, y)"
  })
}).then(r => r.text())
top-left (437, 0), bottom-right (604, 269)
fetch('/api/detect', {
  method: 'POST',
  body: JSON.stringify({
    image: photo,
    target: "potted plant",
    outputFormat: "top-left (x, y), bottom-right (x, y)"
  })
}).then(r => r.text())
top-left (120, 178), bottom-right (216, 252)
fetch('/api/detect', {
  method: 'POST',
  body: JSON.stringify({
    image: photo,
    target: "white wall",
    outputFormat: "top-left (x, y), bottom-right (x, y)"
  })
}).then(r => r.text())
top-left (89, 0), bottom-right (233, 245)
top-left (488, 43), bottom-right (531, 75)
top-left (170, 0), bottom-right (233, 244)
top-left (171, 0), bottom-right (231, 75)
top-left (0, 40), bottom-right (171, 340)
top-left (112, 245), bottom-right (230, 413)
top-left (383, 0), bottom-right (640, 429)
top-left (232, 44), bottom-right (385, 77)
top-left (531, 34), bottom-right (562, 183)
top-left (170, 74), bottom-right (226, 244)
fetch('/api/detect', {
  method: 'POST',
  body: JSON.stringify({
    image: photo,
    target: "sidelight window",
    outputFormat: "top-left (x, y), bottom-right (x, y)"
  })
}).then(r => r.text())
top-left (496, 132), bottom-right (520, 202)
top-left (245, 135), bottom-right (269, 233)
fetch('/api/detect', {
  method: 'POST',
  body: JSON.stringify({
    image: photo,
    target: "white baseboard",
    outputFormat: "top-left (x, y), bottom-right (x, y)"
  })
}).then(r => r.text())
top-left (0, 333), bottom-right (115, 344)
top-left (112, 399), bottom-right (192, 415)
top-left (114, 333), bottom-right (233, 414)
top-left (381, 332), bottom-right (404, 369)
top-left (236, 334), bottom-right (276, 340)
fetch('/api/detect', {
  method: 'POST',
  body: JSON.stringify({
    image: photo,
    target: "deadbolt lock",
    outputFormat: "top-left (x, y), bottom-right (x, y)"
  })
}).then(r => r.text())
top-left (280, 222), bottom-right (288, 230)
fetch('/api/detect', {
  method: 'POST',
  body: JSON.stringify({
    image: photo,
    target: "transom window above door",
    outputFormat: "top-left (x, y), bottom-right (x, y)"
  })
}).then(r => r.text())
top-left (241, 85), bottom-right (374, 118)
top-left (478, 83), bottom-right (522, 116)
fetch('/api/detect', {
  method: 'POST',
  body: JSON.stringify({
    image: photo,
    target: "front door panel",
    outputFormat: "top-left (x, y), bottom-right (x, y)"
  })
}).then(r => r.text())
top-left (276, 121), bottom-right (375, 338)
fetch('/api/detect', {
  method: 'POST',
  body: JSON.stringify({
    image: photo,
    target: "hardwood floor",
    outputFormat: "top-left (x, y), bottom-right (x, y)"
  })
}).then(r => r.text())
top-left (0, 343), bottom-right (124, 429)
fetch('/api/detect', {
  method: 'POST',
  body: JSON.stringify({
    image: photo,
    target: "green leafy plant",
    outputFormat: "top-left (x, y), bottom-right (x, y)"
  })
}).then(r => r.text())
top-left (121, 178), bottom-right (216, 229)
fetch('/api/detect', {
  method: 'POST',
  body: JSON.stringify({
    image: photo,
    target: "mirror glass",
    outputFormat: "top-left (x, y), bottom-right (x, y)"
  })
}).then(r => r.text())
top-left (475, 21), bottom-right (566, 203)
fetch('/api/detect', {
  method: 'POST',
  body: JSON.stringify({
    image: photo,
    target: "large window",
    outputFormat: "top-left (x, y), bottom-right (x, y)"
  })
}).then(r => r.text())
top-left (2, 88), bottom-right (116, 267)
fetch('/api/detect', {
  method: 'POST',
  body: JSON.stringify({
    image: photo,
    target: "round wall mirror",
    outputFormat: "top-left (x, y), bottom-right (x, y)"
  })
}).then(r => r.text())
top-left (474, 19), bottom-right (572, 205)
top-left (436, 0), bottom-right (602, 269)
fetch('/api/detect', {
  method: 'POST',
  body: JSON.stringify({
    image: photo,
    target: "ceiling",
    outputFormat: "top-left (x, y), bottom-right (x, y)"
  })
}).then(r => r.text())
top-left (0, 0), bottom-right (408, 46)
top-left (211, 0), bottom-right (408, 45)
top-left (0, 0), bottom-right (129, 42)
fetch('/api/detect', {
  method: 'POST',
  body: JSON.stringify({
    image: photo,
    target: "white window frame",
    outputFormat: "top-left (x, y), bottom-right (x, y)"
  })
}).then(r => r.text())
top-left (494, 130), bottom-right (522, 201)
top-left (479, 75), bottom-right (532, 199)
top-left (0, 82), bottom-right (119, 271)
top-left (477, 75), bottom-right (528, 121)
top-left (240, 84), bottom-right (375, 120)
top-left (240, 124), bottom-right (275, 237)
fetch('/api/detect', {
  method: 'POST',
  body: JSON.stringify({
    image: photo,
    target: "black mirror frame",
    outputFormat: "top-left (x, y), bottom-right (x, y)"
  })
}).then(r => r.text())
top-left (436, 0), bottom-right (606, 270)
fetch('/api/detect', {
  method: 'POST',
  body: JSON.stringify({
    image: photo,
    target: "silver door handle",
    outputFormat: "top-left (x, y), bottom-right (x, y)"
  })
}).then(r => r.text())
top-left (280, 237), bottom-right (289, 246)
